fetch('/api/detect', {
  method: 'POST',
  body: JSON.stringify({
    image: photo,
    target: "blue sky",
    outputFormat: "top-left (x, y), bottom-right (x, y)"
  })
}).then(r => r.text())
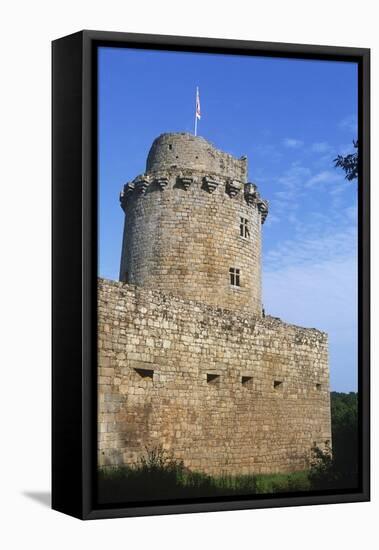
top-left (98, 47), bottom-right (358, 392)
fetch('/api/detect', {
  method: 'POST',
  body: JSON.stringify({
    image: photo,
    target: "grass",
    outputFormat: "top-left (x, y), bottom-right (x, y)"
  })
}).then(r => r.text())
top-left (98, 392), bottom-right (360, 503)
top-left (98, 450), bottom-right (311, 504)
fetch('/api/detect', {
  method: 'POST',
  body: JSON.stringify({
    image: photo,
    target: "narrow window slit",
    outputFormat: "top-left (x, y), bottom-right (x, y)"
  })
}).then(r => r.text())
top-left (316, 383), bottom-right (322, 391)
top-left (134, 368), bottom-right (154, 379)
top-left (207, 373), bottom-right (220, 385)
top-left (240, 217), bottom-right (250, 238)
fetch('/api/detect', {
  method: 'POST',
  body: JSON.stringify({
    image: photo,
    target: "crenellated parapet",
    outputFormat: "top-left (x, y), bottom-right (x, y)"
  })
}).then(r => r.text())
top-left (119, 132), bottom-right (268, 315)
top-left (100, 131), bottom-right (331, 479)
top-left (120, 171), bottom-right (269, 224)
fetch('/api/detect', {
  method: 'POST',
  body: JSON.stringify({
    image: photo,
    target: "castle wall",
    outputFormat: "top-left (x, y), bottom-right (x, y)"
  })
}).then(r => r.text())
top-left (119, 133), bottom-right (268, 316)
top-left (98, 279), bottom-right (331, 476)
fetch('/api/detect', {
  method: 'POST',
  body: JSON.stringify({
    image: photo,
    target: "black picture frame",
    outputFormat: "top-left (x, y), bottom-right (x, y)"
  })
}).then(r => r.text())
top-left (52, 30), bottom-right (370, 520)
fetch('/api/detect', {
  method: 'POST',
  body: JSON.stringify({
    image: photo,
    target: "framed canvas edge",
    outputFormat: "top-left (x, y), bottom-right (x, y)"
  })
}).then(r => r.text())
top-left (52, 31), bottom-right (85, 520)
top-left (52, 29), bottom-right (370, 520)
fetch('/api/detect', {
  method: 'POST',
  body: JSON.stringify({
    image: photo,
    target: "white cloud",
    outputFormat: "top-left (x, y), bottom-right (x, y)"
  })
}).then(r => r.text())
top-left (264, 193), bottom-right (357, 273)
top-left (263, 254), bottom-right (358, 391)
top-left (262, 153), bottom-right (358, 390)
top-left (310, 142), bottom-right (332, 153)
top-left (268, 165), bottom-right (307, 220)
top-left (339, 115), bottom-right (357, 134)
top-left (275, 164), bottom-right (310, 198)
top-left (265, 224), bottom-right (356, 271)
top-left (338, 142), bottom-right (357, 156)
top-left (264, 214), bottom-right (281, 227)
top-left (263, 255), bottom-right (357, 328)
top-left (328, 181), bottom-right (350, 196)
top-left (267, 162), bottom-right (352, 229)
top-left (282, 138), bottom-right (304, 148)
top-left (279, 163), bottom-right (310, 185)
top-left (319, 152), bottom-right (336, 164)
top-left (253, 143), bottom-right (283, 162)
top-left (305, 170), bottom-right (342, 188)
top-left (344, 205), bottom-right (358, 223)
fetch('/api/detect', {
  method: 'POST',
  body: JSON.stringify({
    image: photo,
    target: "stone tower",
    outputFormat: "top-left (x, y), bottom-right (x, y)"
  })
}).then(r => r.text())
top-left (119, 132), bottom-right (268, 315)
top-left (98, 132), bottom-right (331, 476)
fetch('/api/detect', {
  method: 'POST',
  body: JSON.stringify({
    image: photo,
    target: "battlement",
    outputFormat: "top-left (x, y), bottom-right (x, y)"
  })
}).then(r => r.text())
top-left (119, 133), bottom-right (268, 315)
top-left (121, 132), bottom-right (268, 223)
top-left (120, 174), bottom-right (269, 224)
top-left (100, 132), bottom-right (332, 479)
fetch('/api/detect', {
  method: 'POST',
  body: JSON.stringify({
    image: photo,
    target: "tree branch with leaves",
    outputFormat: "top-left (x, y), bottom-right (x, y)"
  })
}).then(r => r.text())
top-left (334, 140), bottom-right (358, 181)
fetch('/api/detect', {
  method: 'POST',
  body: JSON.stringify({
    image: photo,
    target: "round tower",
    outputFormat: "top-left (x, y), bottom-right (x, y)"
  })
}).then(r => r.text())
top-left (119, 132), bottom-right (268, 315)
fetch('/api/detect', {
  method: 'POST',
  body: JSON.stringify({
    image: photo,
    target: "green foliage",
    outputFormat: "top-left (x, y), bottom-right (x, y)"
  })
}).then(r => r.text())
top-left (254, 471), bottom-right (310, 493)
top-left (98, 392), bottom-right (359, 502)
top-left (98, 446), bottom-right (310, 504)
top-left (334, 140), bottom-right (358, 181)
top-left (309, 392), bottom-right (358, 490)
top-left (138, 445), bottom-right (184, 472)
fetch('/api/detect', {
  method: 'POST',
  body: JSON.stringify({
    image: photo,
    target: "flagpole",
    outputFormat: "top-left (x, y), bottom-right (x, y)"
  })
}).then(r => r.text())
top-left (194, 86), bottom-right (198, 136)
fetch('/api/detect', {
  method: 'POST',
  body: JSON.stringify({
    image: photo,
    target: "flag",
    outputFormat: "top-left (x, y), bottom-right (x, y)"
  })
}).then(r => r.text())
top-left (196, 87), bottom-right (201, 120)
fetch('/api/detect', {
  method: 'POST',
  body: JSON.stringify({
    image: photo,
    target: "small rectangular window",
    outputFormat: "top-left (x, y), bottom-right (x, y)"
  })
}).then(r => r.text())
top-left (207, 373), bottom-right (220, 385)
top-left (242, 376), bottom-right (253, 387)
top-left (134, 367), bottom-right (154, 380)
top-left (316, 383), bottom-right (322, 391)
top-left (240, 217), bottom-right (250, 238)
top-left (274, 380), bottom-right (283, 389)
top-left (229, 267), bottom-right (240, 287)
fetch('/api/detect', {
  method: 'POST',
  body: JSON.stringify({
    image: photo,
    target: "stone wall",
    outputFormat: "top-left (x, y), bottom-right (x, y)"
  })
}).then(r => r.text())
top-left (146, 132), bottom-right (248, 180)
top-left (119, 133), bottom-right (268, 316)
top-left (98, 278), bottom-right (331, 476)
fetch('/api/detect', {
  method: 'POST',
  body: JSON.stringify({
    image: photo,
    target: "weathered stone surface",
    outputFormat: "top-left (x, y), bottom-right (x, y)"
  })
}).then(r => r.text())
top-left (119, 132), bottom-right (267, 315)
top-left (146, 132), bottom-right (248, 180)
top-left (99, 133), bottom-right (331, 476)
top-left (98, 280), bottom-right (331, 475)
